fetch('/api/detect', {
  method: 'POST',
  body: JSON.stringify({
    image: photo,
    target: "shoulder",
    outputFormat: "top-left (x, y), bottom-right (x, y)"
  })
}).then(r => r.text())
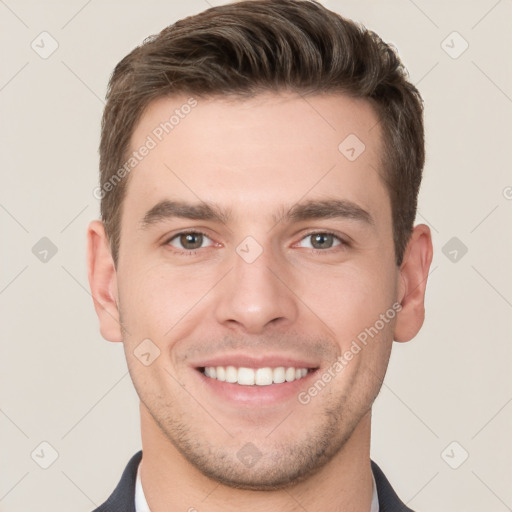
top-left (91, 450), bottom-right (142, 512)
top-left (371, 460), bottom-right (415, 512)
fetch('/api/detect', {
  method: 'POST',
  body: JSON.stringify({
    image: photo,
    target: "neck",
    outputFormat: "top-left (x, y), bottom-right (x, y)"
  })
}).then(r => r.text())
top-left (139, 403), bottom-right (374, 512)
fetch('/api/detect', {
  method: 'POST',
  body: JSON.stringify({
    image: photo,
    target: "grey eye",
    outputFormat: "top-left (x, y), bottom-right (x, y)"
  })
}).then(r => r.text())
top-left (298, 233), bottom-right (342, 250)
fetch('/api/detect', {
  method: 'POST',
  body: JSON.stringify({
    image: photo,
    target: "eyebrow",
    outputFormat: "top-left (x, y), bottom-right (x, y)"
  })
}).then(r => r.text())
top-left (139, 198), bottom-right (374, 229)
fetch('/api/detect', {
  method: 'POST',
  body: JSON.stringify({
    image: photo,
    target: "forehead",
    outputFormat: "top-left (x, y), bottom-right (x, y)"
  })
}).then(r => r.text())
top-left (123, 91), bottom-right (389, 227)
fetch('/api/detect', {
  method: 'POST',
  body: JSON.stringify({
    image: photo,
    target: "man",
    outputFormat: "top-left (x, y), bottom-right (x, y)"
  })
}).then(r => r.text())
top-left (87, 0), bottom-right (433, 510)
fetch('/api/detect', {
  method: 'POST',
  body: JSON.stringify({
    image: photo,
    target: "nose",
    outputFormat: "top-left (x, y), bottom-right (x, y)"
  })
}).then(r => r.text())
top-left (213, 242), bottom-right (299, 335)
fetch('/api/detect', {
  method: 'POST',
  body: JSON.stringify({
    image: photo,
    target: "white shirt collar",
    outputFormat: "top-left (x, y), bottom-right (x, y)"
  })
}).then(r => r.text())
top-left (135, 459), bottom-right (379, 512)
top-left (370, 470), bottom-right (380, 512)
top-left (134, 459), bottom-right (151, 512)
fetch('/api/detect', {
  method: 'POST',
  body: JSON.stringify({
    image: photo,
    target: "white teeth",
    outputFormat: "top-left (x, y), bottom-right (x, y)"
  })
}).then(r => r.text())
top-left (273, 366), bottom-right (286, 384)
top-left (255, 367), bottom-right (273, 386)
top-left (225, 365), bottom-right (237, 383)
top-left (216, 366), bottom-right (226, 381)
top-left (238, 367), bottom-right (255, 386)
top-left (202, 365), bottom-right (310, 385)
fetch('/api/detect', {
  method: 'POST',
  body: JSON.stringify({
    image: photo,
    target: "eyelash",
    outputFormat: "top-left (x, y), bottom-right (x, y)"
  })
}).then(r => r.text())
top-left (164, 230), bottom-right (349, 256)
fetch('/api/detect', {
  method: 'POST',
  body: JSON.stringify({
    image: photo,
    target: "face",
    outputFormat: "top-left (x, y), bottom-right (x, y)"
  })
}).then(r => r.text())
top-left (89, 91), bottom-right (429, 490)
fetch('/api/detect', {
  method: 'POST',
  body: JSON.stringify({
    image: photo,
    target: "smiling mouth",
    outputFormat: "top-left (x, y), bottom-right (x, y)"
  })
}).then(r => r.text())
top-left (198, 366), bottom-right (317, 386)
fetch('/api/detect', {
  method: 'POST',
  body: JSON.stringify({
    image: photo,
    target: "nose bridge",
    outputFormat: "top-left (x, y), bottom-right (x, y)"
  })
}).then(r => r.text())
top-left (213, 236), bottom-right (298, 333)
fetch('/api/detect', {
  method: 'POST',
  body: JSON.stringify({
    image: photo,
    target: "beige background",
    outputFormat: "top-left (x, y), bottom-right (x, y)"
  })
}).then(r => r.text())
top-left (1, 1), bottom-right (511, 511)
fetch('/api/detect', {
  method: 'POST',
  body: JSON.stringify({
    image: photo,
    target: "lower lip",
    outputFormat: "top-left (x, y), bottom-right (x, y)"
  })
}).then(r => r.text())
top-left (196, 369), bottom-right (318, 407)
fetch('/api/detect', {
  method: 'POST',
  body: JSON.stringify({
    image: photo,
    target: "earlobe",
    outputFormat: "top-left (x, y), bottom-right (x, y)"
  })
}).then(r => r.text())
top-left (394, 224), bottom-right (433, 343)
top-left (86, 220), bottom-right (123, 342)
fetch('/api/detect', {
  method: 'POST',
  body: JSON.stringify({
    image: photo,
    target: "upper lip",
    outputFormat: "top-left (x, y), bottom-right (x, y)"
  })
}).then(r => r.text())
top-left (192, 353), bottom-right (320, 370)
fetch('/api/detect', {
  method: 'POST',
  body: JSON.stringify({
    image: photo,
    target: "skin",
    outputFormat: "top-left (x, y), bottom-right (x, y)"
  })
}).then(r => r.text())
top-left (87, 91), bottom-right (433, 511)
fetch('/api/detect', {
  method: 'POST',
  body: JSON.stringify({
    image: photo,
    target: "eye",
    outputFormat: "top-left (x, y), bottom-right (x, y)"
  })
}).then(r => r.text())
top-left (297, 232), bottom-right (344, 251)
top-left (166, 231), bottom-right (215, 252)
top-left (164, 230), bottom-right (346, 255)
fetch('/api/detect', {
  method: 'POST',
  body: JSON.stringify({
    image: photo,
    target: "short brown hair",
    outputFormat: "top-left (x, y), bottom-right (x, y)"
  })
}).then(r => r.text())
top-left (99, 0), bottom-right (424, 266)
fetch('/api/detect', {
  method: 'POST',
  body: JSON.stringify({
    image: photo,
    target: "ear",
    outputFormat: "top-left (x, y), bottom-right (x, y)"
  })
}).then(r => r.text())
top-left (394, 224), bottom-right (433, 343)
top-left (86, 220), bottom-right (123, 342)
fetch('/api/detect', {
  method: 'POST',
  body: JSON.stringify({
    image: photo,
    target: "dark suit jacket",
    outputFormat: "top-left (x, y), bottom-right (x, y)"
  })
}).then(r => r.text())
top-left (92, 450), bottom-right (414, 511)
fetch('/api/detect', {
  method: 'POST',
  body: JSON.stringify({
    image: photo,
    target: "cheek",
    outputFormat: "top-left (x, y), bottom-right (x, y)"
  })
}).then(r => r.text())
top-left (303, 261), bottom-right (398, 342)
top-left (118, 263), bottom-right (213, 341)
top-left (117, 265), bottom-right (169, 335)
